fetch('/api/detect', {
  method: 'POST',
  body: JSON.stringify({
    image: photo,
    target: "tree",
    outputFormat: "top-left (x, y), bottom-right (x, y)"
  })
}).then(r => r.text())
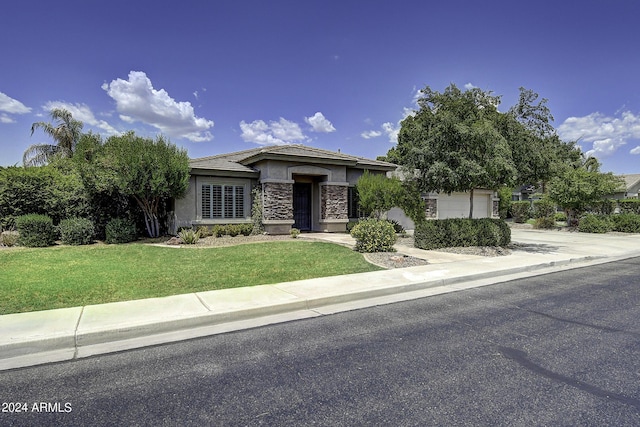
top-left (548, 158), bottom-right (623, 225)
top-left (395, 84), bottom-right (518, 218)
top-left (97, 132), bottom-right (190, 238)
top-left (23, 108), bottom-right (83, 167)
top-left (355, 171), bottom-right (426, 224)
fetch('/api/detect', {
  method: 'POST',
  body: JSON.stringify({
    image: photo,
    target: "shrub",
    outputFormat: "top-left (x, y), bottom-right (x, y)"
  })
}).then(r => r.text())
top-left (618, 199), bottom-right (640, 215)
top-left (347, 220), bottom-right (358, 233)
top-left (210, 224), bottom-right (253, 237)
top-left (533, 199), bottom-right (556, 219)
top-left (290, 228), bottom-right (300, 238)
top-left (611, 213), bottom-right (640, 233)
top-left (578, 214), bottom-right (612, 233)
top-left (554, 212), bottom-right (567, 222)
top-left (178, 228), bottom-right (200, 244)
top-left (196, 226), bottom-right (213, 237)
top-left (105, 218), bottom-right (137, 244)
top-left (15, 214), bottom-right (56, 247)
top-left (350, 218), bottom-right (397, 252)
top-left (386, 218), bottom-right (405, 234)
top-left (534, 217), bottom-right (556, 229)
top-left (511, 201), bottom-right (531, 223)
top-left (590, 199), bottom-right (617, 215)
top-left (58, 217), bottom-right (95, 245)
top-left (1, 229), bottom-right (19, 247)
top-left (414, 218), bottom-right (511, 250)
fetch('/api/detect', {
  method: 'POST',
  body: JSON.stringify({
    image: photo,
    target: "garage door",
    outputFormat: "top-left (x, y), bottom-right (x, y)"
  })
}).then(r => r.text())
top-left (438, 193), bottom-right (491, 219)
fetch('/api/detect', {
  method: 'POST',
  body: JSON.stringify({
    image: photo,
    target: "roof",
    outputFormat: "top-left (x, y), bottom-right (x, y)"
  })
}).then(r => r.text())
top-left (189, 144), bottom-right (397, 172)
top-left (619, 174), bottom-right (640, 191)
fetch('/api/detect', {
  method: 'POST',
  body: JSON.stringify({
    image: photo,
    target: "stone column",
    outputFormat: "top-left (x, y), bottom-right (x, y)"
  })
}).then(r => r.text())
top-left (319, 182), bottom-right (349, 232)
top-left (262, 181), bottom-right (294, 234)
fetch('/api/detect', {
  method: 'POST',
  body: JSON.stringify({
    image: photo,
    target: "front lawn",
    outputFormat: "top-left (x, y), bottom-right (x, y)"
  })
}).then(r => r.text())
top-left (0, 241), bottom-right (382, 315)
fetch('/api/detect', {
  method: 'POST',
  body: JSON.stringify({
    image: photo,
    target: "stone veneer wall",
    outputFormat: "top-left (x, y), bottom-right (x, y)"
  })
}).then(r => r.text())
top-left (262, 182), bottom-right (293, 221)
top-left (492, 200), bottom-right (500, 218)
top-left (321, 185), bottom-right (348, 220)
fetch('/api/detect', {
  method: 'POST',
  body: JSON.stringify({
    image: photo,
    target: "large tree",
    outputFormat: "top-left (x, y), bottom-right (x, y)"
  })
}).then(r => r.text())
top-left (97, 132), bottom-right (190, 238)
top-left (394, 84), bottom-right (518, 218)
top-left (548, 157), bottom-right (623, 224)
top-left (23, 108), bottom-right (83, 167)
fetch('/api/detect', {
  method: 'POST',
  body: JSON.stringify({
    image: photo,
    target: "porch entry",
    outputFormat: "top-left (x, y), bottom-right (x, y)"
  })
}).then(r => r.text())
top-left (293, 182), bottom-right (312, 231)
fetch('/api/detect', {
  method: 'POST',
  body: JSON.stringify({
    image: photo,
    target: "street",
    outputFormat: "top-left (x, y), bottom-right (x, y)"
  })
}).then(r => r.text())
top-left (2, 258), bottom-right (640, 426)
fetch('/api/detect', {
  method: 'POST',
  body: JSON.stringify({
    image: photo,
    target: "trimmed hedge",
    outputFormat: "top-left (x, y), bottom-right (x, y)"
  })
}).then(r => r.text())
top-left (578, 214), bottom-right (612, 233)
top-left (611, 213), bottom-right (640, 233)
top-left (414, 218), bottom-right (510, 250)
top-left (58, 217), bottom-right (95, 245)
top-left (350, 218), bottom-right (397, 252)
top-left (105, 218), bottom-right (137, 244)
top-left (618, 199), bottom-right (640, 215)
top-left (15, 214), bottom-right (56, 247)
top-left (511, 201), bottom-right (531, 223)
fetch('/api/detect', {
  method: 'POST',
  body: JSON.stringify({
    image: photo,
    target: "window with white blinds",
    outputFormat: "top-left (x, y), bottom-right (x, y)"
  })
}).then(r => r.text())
top-left (202, 184), bottom-right (245, 219)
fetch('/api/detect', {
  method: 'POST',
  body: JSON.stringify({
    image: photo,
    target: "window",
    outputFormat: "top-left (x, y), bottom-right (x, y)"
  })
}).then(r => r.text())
top-left (202, 184), bottom-right (245, 219)
top-left (348, 187), bottom-right (360, 218)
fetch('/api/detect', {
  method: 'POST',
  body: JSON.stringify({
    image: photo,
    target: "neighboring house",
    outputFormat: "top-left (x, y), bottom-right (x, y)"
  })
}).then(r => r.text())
top-left (173, 145), bottom-right (395, 234)
top-left (610, 174), bottom-right (640, 199)
top-left (511, 184), bottom-right (539, 202)
top-left (173, 144), bottom-right (500, 234)
top-left (385, 170), bottom-right (500, 230)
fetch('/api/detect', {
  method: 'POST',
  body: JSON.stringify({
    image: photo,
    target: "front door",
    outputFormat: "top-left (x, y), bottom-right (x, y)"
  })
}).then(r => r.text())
top-left (293, 183), bottom-right (311, 231)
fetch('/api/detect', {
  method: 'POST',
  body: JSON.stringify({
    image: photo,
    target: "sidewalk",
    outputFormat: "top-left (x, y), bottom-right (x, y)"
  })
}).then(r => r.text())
top-left (2, 229), bottom-right (640, 371)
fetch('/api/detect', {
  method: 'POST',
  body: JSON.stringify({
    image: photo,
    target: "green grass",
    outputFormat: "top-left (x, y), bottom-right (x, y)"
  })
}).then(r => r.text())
top-left (0, 241), bottom-right (382, 315)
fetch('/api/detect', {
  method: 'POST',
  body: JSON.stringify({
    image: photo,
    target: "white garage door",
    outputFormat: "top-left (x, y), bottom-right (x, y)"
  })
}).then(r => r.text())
top-left (438, 192), bottom-right (491, 219)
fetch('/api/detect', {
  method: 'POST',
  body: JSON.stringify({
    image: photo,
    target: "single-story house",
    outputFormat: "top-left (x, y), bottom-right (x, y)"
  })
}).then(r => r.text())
top-left (610, 174), bottom-right (640, 199)
top-left (172, 144), bottom-right (499, 234)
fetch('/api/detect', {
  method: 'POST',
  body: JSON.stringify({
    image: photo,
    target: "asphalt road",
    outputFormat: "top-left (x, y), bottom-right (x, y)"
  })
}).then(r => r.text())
top-left (2, 258), bottom-right (640, 426)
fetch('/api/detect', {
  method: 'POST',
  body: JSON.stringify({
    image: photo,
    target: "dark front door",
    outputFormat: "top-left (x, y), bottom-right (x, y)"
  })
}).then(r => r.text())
top-left (293, 183), bottom-right (312, 231)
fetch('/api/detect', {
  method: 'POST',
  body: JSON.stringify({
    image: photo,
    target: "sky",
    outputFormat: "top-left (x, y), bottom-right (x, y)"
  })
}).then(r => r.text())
top-left (1, 0), bottom-right (640, 175)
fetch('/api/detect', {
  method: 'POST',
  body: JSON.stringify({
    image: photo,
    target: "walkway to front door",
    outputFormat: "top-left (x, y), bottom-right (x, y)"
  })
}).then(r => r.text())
top-left (293, 182), bottom-right (311, 230)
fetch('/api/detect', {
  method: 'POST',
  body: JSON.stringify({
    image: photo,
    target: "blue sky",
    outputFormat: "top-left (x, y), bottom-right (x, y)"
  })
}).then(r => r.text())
top-left (1, 0), bottom-right (639, 174)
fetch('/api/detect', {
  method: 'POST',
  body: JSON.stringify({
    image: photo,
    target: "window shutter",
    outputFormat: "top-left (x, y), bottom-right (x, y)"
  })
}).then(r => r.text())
top-left (202, 185), bottom-right (212, 218)
top-left (212, 185), bottom-right (222, 218)
top-left (235, 186), bottom-right (244, 218)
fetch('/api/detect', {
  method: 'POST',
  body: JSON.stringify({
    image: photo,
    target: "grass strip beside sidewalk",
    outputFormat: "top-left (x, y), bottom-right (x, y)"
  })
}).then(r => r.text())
top-left (0, 241), bottom-right (382, 315)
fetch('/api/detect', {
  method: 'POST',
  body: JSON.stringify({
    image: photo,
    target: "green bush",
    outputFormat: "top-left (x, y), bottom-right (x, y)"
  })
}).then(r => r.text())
top-left (590, 199), bottom-right (617, 215)
top-left (58, 217), bottom-right (95, 245)
top-left (210, 224), bottom-right (253, 237)
top-left (618, 199), bottom-right (640, 215)
top-left (347, 220), bottom-right (358, 232)
top-left (178, 228), bottom-right (200, 244)
top-left (611, 213), bottom-right (640, 233)
top-left (350, 218), bottom-right (397, 252)
top-left (386, 219), bottom-right (405, 234)
top-left (414, 218), bottom-right (511, 250)
top-left (105, 218), bottom-right (137, 244)
top-left (554, 212), bottom-right (567, 222)
top-left (511, 201), bottom-right (531, 223)
top-left (534, 217), bottom-right (556, 229)
top-left (290, 228), bottom-right (300, 238)
top-left (533, 199), bottom-right (555, 219)
top-left (578, 214), bottom-right (612, 233)
top-left (1, 230), bottom-right (19, 247)
top-left (15, 214), bottom-right (56, 247)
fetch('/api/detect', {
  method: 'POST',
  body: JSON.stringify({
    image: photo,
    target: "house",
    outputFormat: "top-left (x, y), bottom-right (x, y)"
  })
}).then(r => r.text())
top-left (173, 145), bottom-right (395, 234)
top-left (610, 174), bottom-right (640, 199)
top-left (172, 144), bottom-right (499, 234)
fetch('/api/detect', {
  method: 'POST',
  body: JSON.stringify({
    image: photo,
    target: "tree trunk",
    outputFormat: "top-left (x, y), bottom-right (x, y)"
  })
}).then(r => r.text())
top-left (134, 196), bottom-right (161, 238)
top-left (469, 189), bottom-right (474, 219)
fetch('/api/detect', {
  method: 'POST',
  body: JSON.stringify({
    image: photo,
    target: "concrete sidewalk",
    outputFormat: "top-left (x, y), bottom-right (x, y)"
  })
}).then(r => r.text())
top-left (2, 229), bottom-right (640, 371)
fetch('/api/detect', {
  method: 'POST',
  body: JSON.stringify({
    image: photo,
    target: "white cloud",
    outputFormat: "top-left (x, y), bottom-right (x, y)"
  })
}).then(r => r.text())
top-left (382, 122), bottom-right (400, 143)
top-left (464, 82), bottom-right (477, 90)
top-left (240, 118), bottom-right (308, 145)
top-left (558, 111), bottom-right (640, 157)
top-left (0, 92), bottom-right (31, 123)
top-left (44, 101), bottom-right (119, 135)
top-left (630, 146), bottom-right (640, 155)
top-left (361, 130), bottom-right (382, 139)
top-left (304, 112), bottom-right (336, 133)
top-left (102, 71), bottom-right (214, 142)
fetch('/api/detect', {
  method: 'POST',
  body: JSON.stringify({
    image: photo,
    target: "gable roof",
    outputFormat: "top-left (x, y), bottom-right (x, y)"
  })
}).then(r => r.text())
top-left (619, 174), bottom-right (640, 191)
top-left (190, 144), bottom-right (396, 173)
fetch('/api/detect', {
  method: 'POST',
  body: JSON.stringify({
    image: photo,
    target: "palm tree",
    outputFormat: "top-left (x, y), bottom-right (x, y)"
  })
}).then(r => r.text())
top-left (23, 108), bottom-right (83, 167)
